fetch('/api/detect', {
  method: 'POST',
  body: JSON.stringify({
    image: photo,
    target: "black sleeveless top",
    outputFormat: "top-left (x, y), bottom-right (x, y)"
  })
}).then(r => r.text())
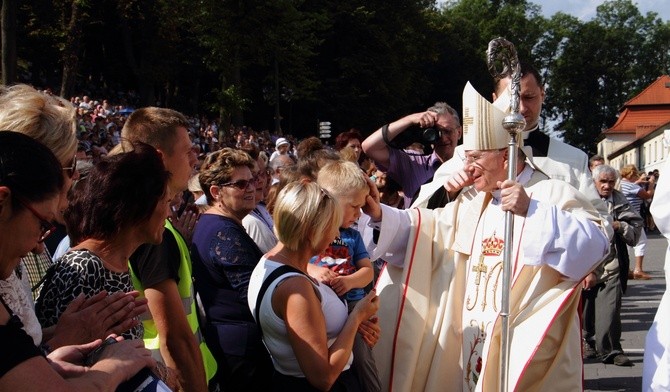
top-left (0, 296), bottom-right (43, 377)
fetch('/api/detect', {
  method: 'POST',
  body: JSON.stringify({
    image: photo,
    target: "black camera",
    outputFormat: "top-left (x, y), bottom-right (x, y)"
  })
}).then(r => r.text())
top-left (382, 124), bottom-right (441, 155)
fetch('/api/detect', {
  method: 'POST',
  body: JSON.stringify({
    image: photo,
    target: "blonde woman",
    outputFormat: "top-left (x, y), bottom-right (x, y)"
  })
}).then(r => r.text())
top-left (0, 84), bottom-right (145, 352)
top-left (0, 132), bottom-right (153, 391)
top-left (248, 181), bottom-right (379, 391)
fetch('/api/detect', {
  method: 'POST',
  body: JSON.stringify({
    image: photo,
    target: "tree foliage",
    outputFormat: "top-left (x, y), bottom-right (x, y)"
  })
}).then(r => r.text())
top-left (3, 0), bottom-right (669, 149)
top-left (543, 0), bottom-right (670, 155)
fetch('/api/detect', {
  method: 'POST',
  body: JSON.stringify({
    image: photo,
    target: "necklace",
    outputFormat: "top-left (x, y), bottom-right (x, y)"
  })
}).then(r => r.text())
top-left (269, 252), bottom-right (292, 263)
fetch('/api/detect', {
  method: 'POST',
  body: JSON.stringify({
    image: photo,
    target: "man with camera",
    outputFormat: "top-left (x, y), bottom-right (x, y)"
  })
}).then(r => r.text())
top-left (361, 102), bottom-right (462, 207)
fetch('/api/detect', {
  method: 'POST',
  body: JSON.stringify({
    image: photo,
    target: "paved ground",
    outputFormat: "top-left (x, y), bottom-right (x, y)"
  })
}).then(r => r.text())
top-left (584, 231), bottom-right (667, 392)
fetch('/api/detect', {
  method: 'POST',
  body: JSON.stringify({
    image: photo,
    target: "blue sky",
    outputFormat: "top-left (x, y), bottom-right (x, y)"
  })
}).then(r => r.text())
top-left (536, 0), bottom-right (669, 21)
top-left (437, 1), bottom-right (670, 21)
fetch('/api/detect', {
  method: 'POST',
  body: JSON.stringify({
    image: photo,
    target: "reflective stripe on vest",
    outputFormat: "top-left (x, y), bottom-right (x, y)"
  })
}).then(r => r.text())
top-left (130, 219), bottom-right (218, 382)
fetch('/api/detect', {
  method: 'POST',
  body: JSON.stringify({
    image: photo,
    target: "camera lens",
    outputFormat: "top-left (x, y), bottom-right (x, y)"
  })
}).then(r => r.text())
top-left (422, 128), bottom-right (439, 144)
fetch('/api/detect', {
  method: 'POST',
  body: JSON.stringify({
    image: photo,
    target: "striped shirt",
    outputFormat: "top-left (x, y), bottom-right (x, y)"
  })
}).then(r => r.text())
top-left (620, 180), bottom-right (643, 214)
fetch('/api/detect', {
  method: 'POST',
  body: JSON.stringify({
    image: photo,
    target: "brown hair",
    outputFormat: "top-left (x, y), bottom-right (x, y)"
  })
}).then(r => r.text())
top-left (121, 107), bottom-right (190, 154)
top-left (199, 148), bottom-right (255, 205)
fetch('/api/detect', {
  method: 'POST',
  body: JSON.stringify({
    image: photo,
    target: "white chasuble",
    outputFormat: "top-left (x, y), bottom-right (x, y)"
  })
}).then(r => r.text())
top-left (462, 200), bottom-right (524, 391)
top-left (368, 178), bottom-right (608, 392)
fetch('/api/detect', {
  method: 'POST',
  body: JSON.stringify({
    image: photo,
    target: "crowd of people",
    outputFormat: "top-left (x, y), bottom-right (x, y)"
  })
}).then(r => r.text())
top-left (0, 58), bottom-right (668, 392)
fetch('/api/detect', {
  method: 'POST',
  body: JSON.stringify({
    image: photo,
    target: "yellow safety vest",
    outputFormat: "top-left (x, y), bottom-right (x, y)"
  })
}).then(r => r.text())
top-left (130, 219), bottom-right (217, 383)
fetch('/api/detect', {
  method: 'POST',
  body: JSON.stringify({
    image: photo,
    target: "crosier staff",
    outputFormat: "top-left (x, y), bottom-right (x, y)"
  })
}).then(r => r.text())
top-left (486, 37), bottom-right (526, 392)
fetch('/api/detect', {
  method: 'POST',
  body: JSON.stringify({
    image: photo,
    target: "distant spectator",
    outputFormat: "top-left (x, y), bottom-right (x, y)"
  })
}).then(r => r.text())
top-left (269, 154), bottom-right (296, 185)
top-left (620, 164), bottom-right (656, 280)
top-left (335, 129), bottom-right (364, 163)
top-left (269, 137), bottom-right (290, 162)
top-left (589, 155), bottom-right (605, 171)
top-left (242, 147), bottom-right (278, 254)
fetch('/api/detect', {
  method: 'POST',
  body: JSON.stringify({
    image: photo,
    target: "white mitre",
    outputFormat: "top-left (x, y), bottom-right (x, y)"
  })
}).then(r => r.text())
top-left (462, 81), bottom-right (511, 151)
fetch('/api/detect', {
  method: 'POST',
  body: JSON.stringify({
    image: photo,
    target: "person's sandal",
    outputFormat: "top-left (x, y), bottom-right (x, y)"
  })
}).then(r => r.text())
top-left (634, 269), bottom-right (652, 280)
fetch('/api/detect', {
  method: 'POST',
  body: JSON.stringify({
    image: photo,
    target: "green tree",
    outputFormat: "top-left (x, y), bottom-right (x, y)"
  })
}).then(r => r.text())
top-left (190, 0), bottom-right (326, 132)
top-left (429, 0), bottom-right (546, 116)
top-left (1, 0), bottom-right (18, 84)
top-left (305, 0), bottom-right (434, 134)
top-left (544, 0), bottom-right (670, 155)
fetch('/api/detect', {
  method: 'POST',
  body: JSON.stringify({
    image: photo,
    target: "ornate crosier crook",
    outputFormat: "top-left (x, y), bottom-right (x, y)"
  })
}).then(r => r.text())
top-left (486, 37), bottom-right (526, 392)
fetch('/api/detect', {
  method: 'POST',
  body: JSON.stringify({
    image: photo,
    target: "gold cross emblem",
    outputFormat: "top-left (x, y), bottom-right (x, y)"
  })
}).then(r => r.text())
top-left (472, 254), bottom-right (488, 285)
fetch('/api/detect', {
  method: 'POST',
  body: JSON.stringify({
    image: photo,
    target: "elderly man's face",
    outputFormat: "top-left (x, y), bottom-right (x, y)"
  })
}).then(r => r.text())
top-left (595, 171), bottom-right (617, 199)
top-left (463, 148), bottom-right (507, 192)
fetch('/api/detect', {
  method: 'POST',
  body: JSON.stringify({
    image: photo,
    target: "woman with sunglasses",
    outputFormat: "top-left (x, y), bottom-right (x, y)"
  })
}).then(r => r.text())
top-left (0, 84), bottom-right (79, 304)
top-left (0, 84), bottom-right (147, 354)
top-left (0, 131), bottom-right (154, 391)
top-left (191, 148), bottom-right (274, 391)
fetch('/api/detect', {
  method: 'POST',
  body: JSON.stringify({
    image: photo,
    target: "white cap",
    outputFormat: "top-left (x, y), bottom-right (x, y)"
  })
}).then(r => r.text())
top-left (275, 138), bottom-right (289, 148)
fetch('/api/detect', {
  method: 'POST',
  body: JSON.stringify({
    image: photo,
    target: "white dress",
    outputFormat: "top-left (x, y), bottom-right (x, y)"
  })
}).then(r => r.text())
top-left (643, 156), bottom-right (670, 391)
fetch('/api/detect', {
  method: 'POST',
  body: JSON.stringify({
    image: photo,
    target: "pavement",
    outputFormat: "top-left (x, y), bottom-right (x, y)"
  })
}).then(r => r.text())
top-left (584, 231), bottom-right (667, 392)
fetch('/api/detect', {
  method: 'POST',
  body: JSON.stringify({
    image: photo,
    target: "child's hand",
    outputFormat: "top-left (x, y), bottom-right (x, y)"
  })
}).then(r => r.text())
top-left (329, 275), bottom-right (354, 297)
top-left (306, 264), bottom-right (338, 284)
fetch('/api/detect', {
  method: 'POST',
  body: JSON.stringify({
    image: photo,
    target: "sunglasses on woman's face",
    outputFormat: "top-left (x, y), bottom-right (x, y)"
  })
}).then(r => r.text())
top-left (220, 178), bottom-right (258, 190)
top-left (62, 154), bottom-right (77, 178)
top-left (16, 197), bottom-right (56, 243)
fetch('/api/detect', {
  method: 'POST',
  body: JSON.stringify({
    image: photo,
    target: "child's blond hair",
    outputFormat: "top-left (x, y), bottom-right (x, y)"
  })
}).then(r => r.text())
top-left (316, 160), bottom-right (368, 199)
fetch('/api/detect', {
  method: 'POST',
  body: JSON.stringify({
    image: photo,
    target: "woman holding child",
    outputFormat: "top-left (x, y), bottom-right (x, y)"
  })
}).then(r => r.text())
top-left (248, 180), bottom-right (379, 391)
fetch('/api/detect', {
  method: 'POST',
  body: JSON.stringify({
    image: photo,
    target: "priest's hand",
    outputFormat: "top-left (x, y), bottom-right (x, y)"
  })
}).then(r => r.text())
top-left (363, 175), bottom-right (382, 221)
top-left (497, 180), bottom-right (530, 216)
top-left (444, 168), bottom-right (474, 194)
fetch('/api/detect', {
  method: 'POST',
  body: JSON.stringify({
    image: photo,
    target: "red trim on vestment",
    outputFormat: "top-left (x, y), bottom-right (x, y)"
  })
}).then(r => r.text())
top-left (507, 198), bottom-right (583, 391)
top-left (513, 285), bottom-right (581, 391)
top-left (388, 208), bottom-right (422, 392)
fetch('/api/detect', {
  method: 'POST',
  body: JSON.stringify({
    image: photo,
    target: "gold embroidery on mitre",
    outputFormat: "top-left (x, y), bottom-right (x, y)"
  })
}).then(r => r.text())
top-left (461, 81), bottom-right (509, 151)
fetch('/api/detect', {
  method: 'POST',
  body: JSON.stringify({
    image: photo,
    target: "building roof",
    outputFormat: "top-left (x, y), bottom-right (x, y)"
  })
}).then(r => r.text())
top-left (624, 75), bottom-right (670, 107)
top-left (603, 75), bottom-right (670, 139)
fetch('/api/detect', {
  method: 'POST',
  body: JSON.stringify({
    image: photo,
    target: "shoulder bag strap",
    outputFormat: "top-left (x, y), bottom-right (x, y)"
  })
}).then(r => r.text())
top-left (254, 264), bottom-right (305, 335)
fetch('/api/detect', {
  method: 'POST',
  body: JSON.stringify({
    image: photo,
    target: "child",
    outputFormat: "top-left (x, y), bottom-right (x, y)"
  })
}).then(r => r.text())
top-left (308, 160), bottom-right (380, 392)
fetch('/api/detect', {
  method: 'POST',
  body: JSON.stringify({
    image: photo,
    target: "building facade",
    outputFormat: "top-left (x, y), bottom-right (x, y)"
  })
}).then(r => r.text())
top-left (597, 75), bottom-right (670, 173)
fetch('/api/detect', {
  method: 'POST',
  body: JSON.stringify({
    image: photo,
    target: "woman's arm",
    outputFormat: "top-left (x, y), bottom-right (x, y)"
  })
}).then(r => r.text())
top-left (1, 339), bottom-right (153, 392)
top-left (273, 277), bottom-right (378, 391)
top-left (210, 226), bottom-right (260, 301)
